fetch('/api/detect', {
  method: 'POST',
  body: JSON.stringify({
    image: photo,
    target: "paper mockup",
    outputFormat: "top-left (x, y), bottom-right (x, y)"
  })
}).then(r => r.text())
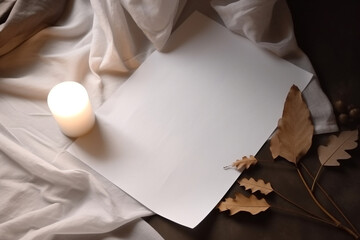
top-left (67, 12), bottom-right (312, 228)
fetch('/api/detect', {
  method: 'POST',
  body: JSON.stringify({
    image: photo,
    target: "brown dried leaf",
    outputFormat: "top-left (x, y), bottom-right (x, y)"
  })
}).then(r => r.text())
top-left (238, 178), bottom-right (273, 195)
top-left (218, 193), bottom-right (270, 215)
top-left (270, 128), bottom-right (280, 159)
top-left (318, 129), bottom-right (358, 166)
top-left (270, 85), bottom-right (314, 164)
top-left (231, 155), bottom-right (258, 170)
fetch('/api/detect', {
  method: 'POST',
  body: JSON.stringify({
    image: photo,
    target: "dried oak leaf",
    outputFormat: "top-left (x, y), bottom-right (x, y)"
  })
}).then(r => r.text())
top-left (270, 85), bottom-right (314, 164)
top-left (218, 193), bottom-right (270, 215)
top-left (318, 129), bottom-right (359, 166)
top-left (238, 178), bottom-right (273, 195)
top-left (231, 155), bottom-right (258, 170)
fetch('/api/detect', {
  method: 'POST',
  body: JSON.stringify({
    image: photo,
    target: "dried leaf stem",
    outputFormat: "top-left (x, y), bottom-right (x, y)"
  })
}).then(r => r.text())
top-left (270, 205), bottom-right (335, 227)
top-left (272, 188), bottom-right (324, 222)
top-left (311, 164), bottom-right (324, 192)
top-left (311, 138), bottom-right (345, 191)
top-left (296, 166), bottom-right (359, 239)
top-left (301, 162), bottom-right (360, 236)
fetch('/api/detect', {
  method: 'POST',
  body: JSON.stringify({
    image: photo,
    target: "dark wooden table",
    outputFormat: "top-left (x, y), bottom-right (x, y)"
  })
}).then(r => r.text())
top-left (145, 1), bottom-right (360, 239)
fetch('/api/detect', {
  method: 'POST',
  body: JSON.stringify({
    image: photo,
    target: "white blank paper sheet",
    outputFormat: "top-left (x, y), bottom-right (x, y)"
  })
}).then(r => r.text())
top-left (67, 12), bottom-right (312, 228)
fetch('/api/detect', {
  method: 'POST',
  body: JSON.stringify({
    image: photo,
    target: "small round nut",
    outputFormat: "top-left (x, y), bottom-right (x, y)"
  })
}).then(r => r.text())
top-left (338, 113), bottom-right (349, 125)
top-left (333, 100), bottom-right (347, 113)
top-left (347, 104), bottom-right (356, 111)
top-left (349, 107), bottom-right (360, 120)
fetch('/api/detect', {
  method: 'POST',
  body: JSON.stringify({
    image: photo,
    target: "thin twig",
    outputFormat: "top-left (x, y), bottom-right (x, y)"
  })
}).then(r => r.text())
top-left (270, 205), bottom-right (335, 227)
top-left (296, 166), bottom-right (359, 239)
top-left (311, 164), bottom-right (324, 191)
top-left (272, 188), bottom-right (325, 222)
top-left (300, 162), bottom-right (360, 236)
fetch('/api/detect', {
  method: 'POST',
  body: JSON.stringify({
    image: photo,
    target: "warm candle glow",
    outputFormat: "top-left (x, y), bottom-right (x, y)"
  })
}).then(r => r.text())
top-left (47, 81), bottom-right (95, 137)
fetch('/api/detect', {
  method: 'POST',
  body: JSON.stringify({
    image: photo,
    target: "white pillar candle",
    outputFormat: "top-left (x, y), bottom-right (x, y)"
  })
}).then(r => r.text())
top-left (47, 81), bottom-right (95, 138)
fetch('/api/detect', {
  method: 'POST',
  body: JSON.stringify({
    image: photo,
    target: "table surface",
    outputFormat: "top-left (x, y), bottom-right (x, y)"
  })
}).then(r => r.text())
top-left (144, 1), bottom-right (360, 239)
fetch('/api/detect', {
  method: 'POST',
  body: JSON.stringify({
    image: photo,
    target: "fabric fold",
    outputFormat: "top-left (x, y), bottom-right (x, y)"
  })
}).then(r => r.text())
top-left (120, 0), bottom-right (180, 50)
top-left (0, 124), bottom-right (157, 240)
top-left (211, 0), bottom-right (338, 134)
top-left (0, 0), bottom-right (67, 56)
top-left (0, 1), bottom-right (164, 239)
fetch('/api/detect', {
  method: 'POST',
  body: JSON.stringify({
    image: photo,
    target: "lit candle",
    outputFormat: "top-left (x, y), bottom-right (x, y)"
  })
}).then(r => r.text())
top-left (47, 81), bottom-right (95, 138)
